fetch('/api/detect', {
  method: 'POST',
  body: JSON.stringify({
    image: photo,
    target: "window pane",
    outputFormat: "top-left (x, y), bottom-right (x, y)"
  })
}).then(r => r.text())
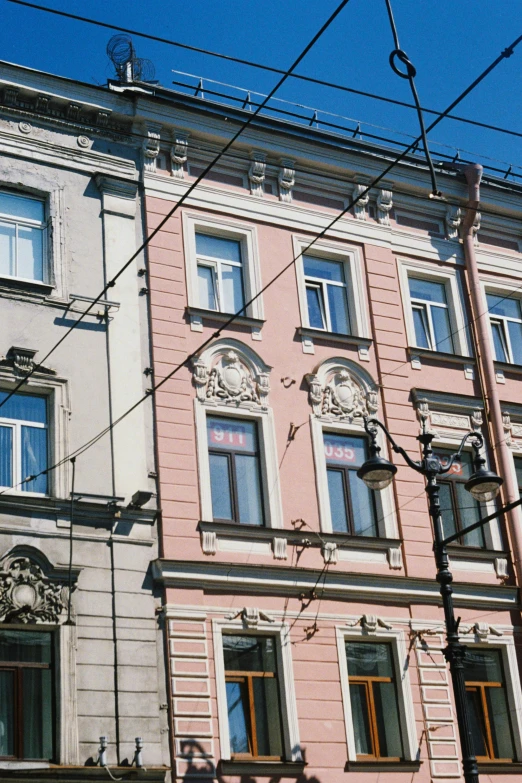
top-left (455, 483), bottom-right (484, 547)
top-left (253, 677), bottom-right (283, 757)
top-left (515, 457), bottom-right (522, 494)
top-left (21, 426), bottom-right (48, 494)
top-left (0, 670), bottom-right (14, 757)
top-left (491, 321), bottom-right (508, 363)
top-left (23, 668), bottom-right (53, 760)
top-left (226, 680), bottom-right (250, 754)
top-left (487, 293), bottom-right (522, 320)
top-left (223, 636), bottom-right (277, 673)
top-left (508, 320), bottom-right (522, 365)
top-left (0, 426), bottom-right (13, 487)
top-left (0, 192), bottom-right (44, 223)
top-left (207, 418), bottom-right (257, 452)
top-left (197, 265), bottom-right (217, 310)
top-left (327, 284), bottom-right (350, 334)
top-left (17, 226), bottom-right (43, 281)
top-left (221, 263), bottom-right (245, 313)
top-left (306, 285), bottom-right (325, 329)
top-left (374, 681), bottom-right (403, 758)
top-left (0, 221), bottom-right (15, 277)
top-left (0, 630), bottom-right (52, 663)
top-left (303, 256), bottom-right (344, 283)
top-left (349, 683), bottom-right (372, 755)
top-left (438, 450), bottom-right (474, 481)
top-left (346, 642), bottom-right (394, 678)
top-left (327, 469), bottom-right (349, 533)
top-left (209, 453), bottom-right (233, 520)
top-left (431, 306), bottom-right (454, 353)
top-left (235, 454), bottom-right (264, 526)
top-left (464, 649), bottom-right (503, 683)
top-left (0, 392), bottom-right (47, 424)
top-left (438, 482), bottom-right (458, 541)
top-left (487, 687), bottom-right (515, 759)
top-left (196, 233), bottom-right (241, 263)
top-left (324, 433), bottom-right (367, 467)
top-left (347, 471), bottom-right (377, 537)
top-left (467, 688), bottom-right (488, 757)
top-left (409, 277), bottom-right (447, 304)
top-left (412, 306), bottom-right (430, 349)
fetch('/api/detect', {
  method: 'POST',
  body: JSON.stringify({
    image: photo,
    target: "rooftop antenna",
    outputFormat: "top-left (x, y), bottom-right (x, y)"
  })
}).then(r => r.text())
top-left (107, 34), bottom-right (156, 84)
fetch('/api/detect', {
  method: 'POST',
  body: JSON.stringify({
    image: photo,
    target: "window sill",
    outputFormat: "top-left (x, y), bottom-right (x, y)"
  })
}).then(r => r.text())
top-left (219, 760), bottom-right (305, 776)
top-left (494, 360), bottom-right (522, 376)
top-left (477, 762), bottom-right (522, 774)
top-left (0, 765), bottom-right (168, 780)
top-left (296, 326), bottom-right (372, 348)
top-left (407, 347), bottom-right (474, 365)
top-left (345, 760), bottom-right (421, 773)
top-left (186, 305), bottom-right (265, 329)
top-left (447, 545), bottom-right (509, 561)
top-left (0, 275), bottom-right (53, 298)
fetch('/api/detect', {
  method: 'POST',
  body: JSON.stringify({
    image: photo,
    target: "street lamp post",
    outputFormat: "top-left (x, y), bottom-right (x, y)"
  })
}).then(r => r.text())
top-left (357, 417), bottom-right (504, 783)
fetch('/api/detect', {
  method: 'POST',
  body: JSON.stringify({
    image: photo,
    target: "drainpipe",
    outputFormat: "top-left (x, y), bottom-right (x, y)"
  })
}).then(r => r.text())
top-left (461, 163), bottom-right (522, 585)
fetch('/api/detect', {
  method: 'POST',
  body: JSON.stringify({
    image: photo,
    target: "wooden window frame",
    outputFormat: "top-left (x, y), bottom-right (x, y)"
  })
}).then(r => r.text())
top-left (0, 648), bottom-right (54, 761)
top-left (465, 679), bottom-right (513, 763)
top-left (437, 450), bottom-right (484, 548)
top-left (208, 420), bottom-right (265, 526)
top-left (347, 672), bottom-right (402, 762)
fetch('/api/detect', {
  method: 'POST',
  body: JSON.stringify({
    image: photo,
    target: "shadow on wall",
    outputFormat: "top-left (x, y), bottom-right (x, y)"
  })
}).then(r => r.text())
top-left (179, 740), bottom-right (319, 783)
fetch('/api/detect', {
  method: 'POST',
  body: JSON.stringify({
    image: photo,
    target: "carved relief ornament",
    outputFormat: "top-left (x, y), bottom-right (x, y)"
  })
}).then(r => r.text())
top-left (248, 152), bottom-right (266, 197)
top-left (142, 122), bottom-right (162, 173)
top-left (306, 365), bottom-right (378, 422)
top-left (0, 556), bottom-right (66, 624)
top-left (170, 130), bottom-right (189, 179)
top-left (352, 182), bottom-right (370, 221)
top-left (192, 346), bottom-right (271, 410)
top-left (278, 158), bottom-right (295, 203)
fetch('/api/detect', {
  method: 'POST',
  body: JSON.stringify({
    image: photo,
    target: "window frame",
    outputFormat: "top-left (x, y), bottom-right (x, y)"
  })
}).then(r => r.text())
top-left (0, 393), bottom-right (48, 497)
top-left (195, 402), bottom-right (283, 529)
top-left (293, 236), bottom-right (370, 340)
top-left (398, 261), bottom-right (470, 357)
top-left (311, 416), bottom-right (398, 538)
top-left (0, 189), bottom-right (48, 285)
top-left (436, 448), bottom-right (485, 548)
top-left (183, 213), bottom-right (263, 327)
top-left (483, 283), bottom-right (522, 366)
top-left (213, 617), bottom-right (301, 763)
top-left (336, 625), bottom-right (417, 763)
top-left (303, 256), bottom-right (351, 334)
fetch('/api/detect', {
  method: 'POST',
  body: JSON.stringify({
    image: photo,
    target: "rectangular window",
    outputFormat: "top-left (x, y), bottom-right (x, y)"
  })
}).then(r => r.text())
top-left (324, 433), bottom-right (378, 536)
top-left (465, 649), bottom-right (515, 762)
top-left (437, 450), bottom-right (484, 547)
top-left (0, 630), bottom-right (54, 761)
top-left (223, 635), bottom-right (284, 760)
top-left (514, 456), bottom-right (522, 495)
top-left (408, 277), bottom-right (454, 354)
top-left (303, 255), bottom-right (351, 335)
top-left (207, 417), bottom-right (264, 526)
top-left (0, 191), bottom-right (46, 283)
top-left (0, 391), bottom-right (48, 494)
top-left (346, 641), bottom-right (404, 761)
top-left (487, 293), bottom-right (522, 365)
top-left (196, 233), bottom-right (245, 314)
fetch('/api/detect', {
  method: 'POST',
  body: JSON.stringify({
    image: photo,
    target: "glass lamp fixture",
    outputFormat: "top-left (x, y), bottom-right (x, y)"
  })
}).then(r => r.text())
top-left (357, 454), bottom-right (397, 490)
top-left (465, 463), bottom-right (503, 502)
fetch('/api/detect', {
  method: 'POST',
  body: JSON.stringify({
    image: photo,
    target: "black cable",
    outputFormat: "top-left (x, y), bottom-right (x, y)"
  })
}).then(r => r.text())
top-left (384, 0), bottom-right (440, 197)
top-left (7, 0), bottom-right (522, 146)
top-left (0, 0), bottom-right (353, 412)
top-left (65, 456), bottom-right (76, 626)
top-left (3, 26), bottom-right (522, 488)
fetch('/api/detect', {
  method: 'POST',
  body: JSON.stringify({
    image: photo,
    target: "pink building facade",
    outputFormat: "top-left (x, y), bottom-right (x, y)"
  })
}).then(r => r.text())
top-left (138, 88), bottom-right (522, 782)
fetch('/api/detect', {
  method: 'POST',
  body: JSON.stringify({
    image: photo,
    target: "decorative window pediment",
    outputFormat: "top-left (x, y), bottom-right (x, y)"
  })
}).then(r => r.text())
top-left (0, 547), bottom-right (80, 625)
top-left (305, 358), bottom-right (378, 421)
top-left (192, 340), bottom-right (271, 411)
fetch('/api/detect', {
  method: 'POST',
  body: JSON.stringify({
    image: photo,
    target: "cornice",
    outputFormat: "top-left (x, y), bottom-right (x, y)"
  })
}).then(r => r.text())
top-left (0, 494), bottom-right (157, 526)
top-left (152, 559), bottom-right (519, 609)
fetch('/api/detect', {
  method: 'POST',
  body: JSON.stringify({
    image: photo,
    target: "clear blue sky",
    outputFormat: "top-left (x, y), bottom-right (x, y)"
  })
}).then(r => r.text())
top-left (2, 0), bottom-right (522, 179)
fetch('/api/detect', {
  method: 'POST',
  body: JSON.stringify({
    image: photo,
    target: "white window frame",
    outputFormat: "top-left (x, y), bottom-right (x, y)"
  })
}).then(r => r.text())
top-left (431, 429), bottom-right (502, 552)
top-left (293, 236), bottom-right (370, 338)
top-left (195, 402), bottom-right (283, 529)
top-left (398, 261), bottom-right (470, 357)
top-left (336, 624), bottom-right (417, 762)
top-left (483, 281), bottom-right (522, 366)
top-left (310, 415), bottom-right (398, 538)
top-left (464, 636), bottom-right (522, 762)
top-left (0, 398), bottom-right (48, 497)
top-left (0, 189), bottom-right (47, 285)
top-left (212, 616), bottom-right (302, 763)
top-left (182, 213), bottom-right (263, 321)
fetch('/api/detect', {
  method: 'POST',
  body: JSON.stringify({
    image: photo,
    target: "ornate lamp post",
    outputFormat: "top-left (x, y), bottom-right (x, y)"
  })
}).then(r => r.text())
top-left (357, 417), bottom-right (503, 783)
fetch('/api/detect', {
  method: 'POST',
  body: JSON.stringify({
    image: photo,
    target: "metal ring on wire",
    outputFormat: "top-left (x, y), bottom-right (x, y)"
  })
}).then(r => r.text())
top-left (389, 48), bottom-right (416, 79)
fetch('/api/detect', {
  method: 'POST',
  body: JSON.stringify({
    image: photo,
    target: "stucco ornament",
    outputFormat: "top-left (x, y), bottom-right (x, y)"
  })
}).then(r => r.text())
top-left (192, 347), bottom-right (270, 410)
top-left (347, 614), bottom-right (393, 633)
top-left (306, 365), bottom-right (378, 422)
top-left (0, 557), bottom-right (65, 624)
top-left (225, 607), bottom-right (274, 627)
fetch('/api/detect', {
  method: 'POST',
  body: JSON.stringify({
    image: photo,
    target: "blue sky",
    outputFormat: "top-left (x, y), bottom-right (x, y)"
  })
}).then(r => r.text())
top-left (2, 0), bottom-right (522, 179)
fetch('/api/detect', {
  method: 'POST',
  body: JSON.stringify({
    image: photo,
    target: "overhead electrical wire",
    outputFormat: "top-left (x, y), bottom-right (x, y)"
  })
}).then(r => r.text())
top-left (4, 24), bottom-right (522, 495)
top-left (7, 0), bottom-right (522, 146)
top-left (0, 0), bottom-right (354, 411)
